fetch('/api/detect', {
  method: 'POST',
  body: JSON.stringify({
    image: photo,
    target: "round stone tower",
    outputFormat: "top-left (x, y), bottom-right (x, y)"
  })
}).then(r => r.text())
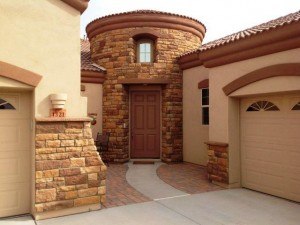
top-left (86, 10), bottom-right (206, 162)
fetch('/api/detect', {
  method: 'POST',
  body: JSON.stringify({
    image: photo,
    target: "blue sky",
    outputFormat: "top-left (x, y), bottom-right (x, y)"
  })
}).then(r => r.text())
top-left (81, 0), bottom-right (300, 43)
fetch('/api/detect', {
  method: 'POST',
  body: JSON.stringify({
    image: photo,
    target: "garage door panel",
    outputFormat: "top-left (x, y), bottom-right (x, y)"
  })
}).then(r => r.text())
top-left (242, 123), bottom-right (283, 137)
top-left (244, 159), bottom-right (285, 177)
top-left (243, 146), bottom-right (284, 164)
top-left (241, 94), bottom-right (300, 202)
top-left (0, 92), bottom-right (31, 217)
top-left (0, 153), bottom-right (31, 183)
top-left (245, 170), bottom-right (285, 193)
top-left (0, 183), bottom-right (30, 217)
top-left (0, 120), bottom-right (30, 150)
top-left (242, 135), bottom-right (285, 144)
top-left (288, 151), bottom-right (300, 167)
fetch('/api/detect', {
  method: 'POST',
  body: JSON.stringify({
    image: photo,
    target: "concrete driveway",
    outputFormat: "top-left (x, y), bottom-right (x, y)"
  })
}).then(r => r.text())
top-left (2, 188), bottom-right (298, 225)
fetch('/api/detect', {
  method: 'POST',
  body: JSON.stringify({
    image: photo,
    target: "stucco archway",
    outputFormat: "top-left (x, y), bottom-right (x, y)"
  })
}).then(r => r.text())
top-left (223, 63), bottom-right (300, 95)
top-left (0, 61), bottom-right (42, 87)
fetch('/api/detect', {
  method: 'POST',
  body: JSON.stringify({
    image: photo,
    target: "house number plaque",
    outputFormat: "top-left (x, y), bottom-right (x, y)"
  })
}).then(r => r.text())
top-left (50, 109), bottom-right (66, 117)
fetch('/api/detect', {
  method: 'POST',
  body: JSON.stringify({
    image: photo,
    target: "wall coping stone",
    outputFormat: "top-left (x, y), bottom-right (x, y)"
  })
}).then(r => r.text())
top-left (205, 141), bottom-right (229, 147)
top-left (36, 117), bottom-right (92, 122)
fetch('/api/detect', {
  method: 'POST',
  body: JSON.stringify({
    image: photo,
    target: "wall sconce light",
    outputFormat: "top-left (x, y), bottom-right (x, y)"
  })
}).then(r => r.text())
top-left (50, 93), bottom-right (67, 109)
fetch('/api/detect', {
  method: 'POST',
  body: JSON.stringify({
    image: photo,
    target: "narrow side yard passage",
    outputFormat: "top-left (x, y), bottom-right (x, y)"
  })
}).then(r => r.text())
top-left (157, 162), bottom-right (223, 194)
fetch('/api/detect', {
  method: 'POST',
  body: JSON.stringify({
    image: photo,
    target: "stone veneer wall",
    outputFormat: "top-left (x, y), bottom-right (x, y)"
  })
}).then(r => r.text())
top-left (90, 27), bottom-right (201, 162)
top-left (35, 119), bottom-right (106, 214)
top-left (206, 142), bottom-right (229, 184)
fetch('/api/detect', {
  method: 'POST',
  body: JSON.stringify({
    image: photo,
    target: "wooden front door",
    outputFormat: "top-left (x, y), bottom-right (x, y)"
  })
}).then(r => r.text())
top-left (130, 91), bottom-right (160, 158)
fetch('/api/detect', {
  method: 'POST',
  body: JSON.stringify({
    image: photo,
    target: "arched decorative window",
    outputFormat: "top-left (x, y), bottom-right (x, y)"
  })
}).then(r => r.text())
top-left (292, 102), bottom-right (300, 110)
top-left (131, 30), bottom-right (158, 63)
top-left (0, 98), bottom-right (16, 110)
top-left (246, 101), bottom-right (279, 112)
top-left (137, 39), bottom-right (154, 63)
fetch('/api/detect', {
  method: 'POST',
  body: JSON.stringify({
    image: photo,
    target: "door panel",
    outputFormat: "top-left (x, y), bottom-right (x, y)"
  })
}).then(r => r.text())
top-left (0, 93), bottom-right (31, 217)
top-left (241, 94), bottom-right (300, 202)
top-left (131, 91), bottom-right (160, 158)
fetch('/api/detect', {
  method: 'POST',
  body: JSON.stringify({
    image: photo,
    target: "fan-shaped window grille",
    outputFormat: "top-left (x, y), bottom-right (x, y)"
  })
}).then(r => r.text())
top-left (246, 101), bottom-right (279, 112)
top-left (292, 102), bottom-right (300, 110)
top-left (0, 98), bottom-right (16, 110)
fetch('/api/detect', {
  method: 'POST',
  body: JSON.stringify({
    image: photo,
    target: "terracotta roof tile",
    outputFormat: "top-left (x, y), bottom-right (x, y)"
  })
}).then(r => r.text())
top-left (81, 39), bottom-right (105, 72)
top-left (182, 10), bottom-right (300, 56)
top-left (86, 9), bottom-right (206, 31)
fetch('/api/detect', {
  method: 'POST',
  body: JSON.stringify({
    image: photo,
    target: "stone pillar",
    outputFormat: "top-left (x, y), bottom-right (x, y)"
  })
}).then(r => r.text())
top-left (205, 142), bottom-right (229, 185)
top-left (34, 118), bottom-right (106, 219)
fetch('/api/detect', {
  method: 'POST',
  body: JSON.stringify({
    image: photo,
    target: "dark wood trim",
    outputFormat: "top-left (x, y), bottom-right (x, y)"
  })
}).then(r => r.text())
top-left (60, 0), bottom-right (89, 13)
top-left (198, 79), bottom-right (209, 89)
top-left (86, 13), bottom-right (205, 41)
top-left (118, 78), bottom-right (170, 85)
top-left (0, 61), bottom-right (42, 87)
top-left (223, 63), bottom-right (300, 96)
top-left (204, 141), bottom-right (228, 147)
top-left (178, 22), bottom-right (300, 69)
top-left (81, 70), bottom-right (106, 84)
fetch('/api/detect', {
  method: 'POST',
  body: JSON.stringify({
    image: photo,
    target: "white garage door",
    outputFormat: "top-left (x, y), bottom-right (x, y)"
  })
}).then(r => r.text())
top-left (0, 92), bottom-right (31, 217)
top-left (241, 94), bottom-right (300, 202)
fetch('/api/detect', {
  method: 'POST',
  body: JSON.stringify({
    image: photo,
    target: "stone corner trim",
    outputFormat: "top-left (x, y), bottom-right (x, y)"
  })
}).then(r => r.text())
top-left (34, 120), bottom-right (106, 214)
top-left (0, 61), bottom-right (42, 87)
top-left (205, 141), bottom-right (229, 184)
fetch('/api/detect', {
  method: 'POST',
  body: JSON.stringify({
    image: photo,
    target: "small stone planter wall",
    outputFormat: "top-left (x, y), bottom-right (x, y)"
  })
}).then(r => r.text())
top-left (205, 141), bottom-right (229, 184)
top-left (34, 118), bottom-right (106, 217)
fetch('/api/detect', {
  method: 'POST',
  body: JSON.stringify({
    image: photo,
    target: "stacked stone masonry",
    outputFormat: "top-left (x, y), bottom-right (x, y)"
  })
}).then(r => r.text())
top-left (35, 121), bottom-right (106, 213)
top-left (206, 143), bottom-right (229, 184)
top-left (90, 27), bottom-right (201, 162)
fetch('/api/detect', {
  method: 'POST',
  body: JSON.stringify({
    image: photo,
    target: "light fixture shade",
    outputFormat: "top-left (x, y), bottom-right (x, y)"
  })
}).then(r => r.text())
top-left (50, 93), bottom-right (67, 109)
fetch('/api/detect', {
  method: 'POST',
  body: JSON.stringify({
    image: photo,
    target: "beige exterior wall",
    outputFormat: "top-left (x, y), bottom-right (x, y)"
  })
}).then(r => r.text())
top-left (0, 0), bottom-right (91, 218)
top-left (183, 47), bottom-right (300, 186)
top-left (230, 76), bottom-right (300, 97)
top-left (81, 83), bottom-right (103, 139)
top-left (182, 66), bottom-right (209, 165)
top-left (0, 77), bottom-right (33, 90)
top-left (209, 47), bottom-right (300, 186)
top-left (0, 0), bottom-right (87, 118)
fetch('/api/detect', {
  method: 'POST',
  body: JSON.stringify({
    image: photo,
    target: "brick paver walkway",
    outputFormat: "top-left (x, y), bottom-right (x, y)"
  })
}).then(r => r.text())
top-left (157, 162), bottom-right (224, 194)
top-left (103, 164), bottom-right (151, 208)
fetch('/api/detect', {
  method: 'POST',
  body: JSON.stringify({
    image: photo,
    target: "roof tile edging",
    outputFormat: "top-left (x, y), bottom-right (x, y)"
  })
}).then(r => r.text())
top-left (178, 10), bottom-right (300, 69)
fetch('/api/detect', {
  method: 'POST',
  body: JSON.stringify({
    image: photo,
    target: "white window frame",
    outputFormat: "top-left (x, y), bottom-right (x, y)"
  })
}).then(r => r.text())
top-left (201, 88), bottom-right (209, 125)
top-left (137, 39), bottom-right (154, 63)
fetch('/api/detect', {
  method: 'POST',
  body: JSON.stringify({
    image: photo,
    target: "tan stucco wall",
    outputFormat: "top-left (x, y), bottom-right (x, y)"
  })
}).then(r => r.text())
top-left (230, 76), bottom-right (300, 97)
top-left (183, 66), bottom-right (209, 165)
top-left (0, 0), bottom-right (86, 117)
top-left (0, 77), bottom-right (33, 90)
top-left (81, 83), bottom-right (103, 139)
top-left (183, 47), bottom-right (300, 186)
top-left (209, 47), bottom-right (300, 185)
